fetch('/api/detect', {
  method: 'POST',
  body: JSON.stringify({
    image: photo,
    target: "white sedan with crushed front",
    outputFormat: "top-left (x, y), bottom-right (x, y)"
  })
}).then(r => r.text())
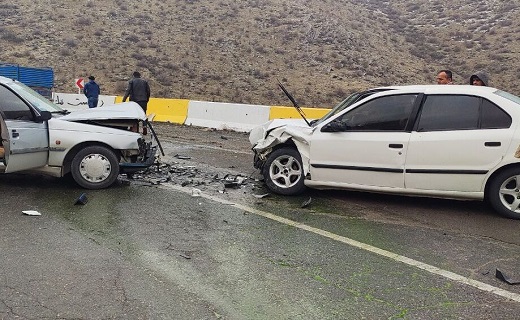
top-left (250, 85), bottom-right (520, 219)
top-left (0, 76), bottom-right (162, 189)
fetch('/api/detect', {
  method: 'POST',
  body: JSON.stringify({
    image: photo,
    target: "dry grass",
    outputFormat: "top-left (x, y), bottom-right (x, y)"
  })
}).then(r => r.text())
top-left (1, 0), bottom-right (519, 107)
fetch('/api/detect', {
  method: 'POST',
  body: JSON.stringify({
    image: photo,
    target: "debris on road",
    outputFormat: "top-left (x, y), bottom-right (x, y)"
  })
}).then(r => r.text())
top-left (192, 188), bottom-right (202, 197)
top-left (174, 154), bottom-right (191, 160)
top-left (496, 268), bottom-right (520, 285)
top-left (75, 193), bottom-right (88, 205)
top-left (301, 197), bottom-right (312, 208)
top-left (253, 193), bottom-right (270, 199)
top-left (22, 210), bottom-right (41, 216)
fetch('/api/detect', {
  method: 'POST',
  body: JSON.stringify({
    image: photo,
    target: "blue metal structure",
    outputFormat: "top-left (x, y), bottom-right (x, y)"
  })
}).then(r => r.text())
top-left (0, 63), bottom-right (54, 98)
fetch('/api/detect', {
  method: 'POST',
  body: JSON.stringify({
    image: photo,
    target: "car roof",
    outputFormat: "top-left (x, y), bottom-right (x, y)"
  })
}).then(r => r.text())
top-left (371, 84), bottom-right (499, 95)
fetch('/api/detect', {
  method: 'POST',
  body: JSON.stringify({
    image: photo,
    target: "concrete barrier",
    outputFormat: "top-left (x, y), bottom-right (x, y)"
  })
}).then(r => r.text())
top-left (52, 92), bottom-right (331, 132)
top-left (185, 101), bottom-right (271, 132)
top-left (52, 93), bottom-right (117, 111)
top-left (114, 96), bottom-right (189, 124)
top-left (269, 105), bottom-right (329, 120)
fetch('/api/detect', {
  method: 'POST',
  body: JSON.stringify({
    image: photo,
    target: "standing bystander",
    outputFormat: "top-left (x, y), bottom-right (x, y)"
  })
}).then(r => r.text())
top-left (469, 71), bottom-right (489, 86)
top-left (436, 70), bottom-right (453, 84)
top-left (83, 76), bottom-right (100, 108)
top-left (122, 71), bottom-right (151, 113)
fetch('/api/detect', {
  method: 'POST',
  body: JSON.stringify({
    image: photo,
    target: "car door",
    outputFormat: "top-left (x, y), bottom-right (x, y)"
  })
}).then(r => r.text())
top-left (405, 94), bottom-right (513, 192)
top-left (309, 93), bottom-right (419, 188)
top-left (0, 84), bottom-right (49, 173)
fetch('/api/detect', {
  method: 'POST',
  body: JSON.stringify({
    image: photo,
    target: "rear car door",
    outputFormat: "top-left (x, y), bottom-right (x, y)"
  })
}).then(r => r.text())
top-left (309, 94), bottom-right (419, 188)
top-left (0, 84), bottom-right (49, 173)
top-left (405, 94), bottom-right (513, 192)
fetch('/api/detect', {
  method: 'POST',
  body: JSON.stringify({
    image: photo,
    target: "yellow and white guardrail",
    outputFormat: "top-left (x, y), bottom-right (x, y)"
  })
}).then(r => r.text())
top-left (52, 92), bottom-right (330, 132)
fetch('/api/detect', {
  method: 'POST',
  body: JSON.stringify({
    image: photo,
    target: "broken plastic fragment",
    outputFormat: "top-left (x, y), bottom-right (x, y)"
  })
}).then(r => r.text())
top-left (496, 268), bottom-right (520, 285)
top-left (174, 154), bottom-right (191, 160)
top-left (22, 210), bottom-right (41, 216)
top-left (192, 188), bottom-right (202, 197)
top-left (301, 197), bottom-right (312, 208)
top-left (253, 193), bottom-right (270, 199)
top-left (75, 193), bottom-right (88, 205)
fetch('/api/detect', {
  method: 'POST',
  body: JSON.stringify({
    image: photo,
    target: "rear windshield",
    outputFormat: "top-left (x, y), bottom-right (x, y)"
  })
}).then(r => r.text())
top-left (495, 90), bottom-right (520, 105)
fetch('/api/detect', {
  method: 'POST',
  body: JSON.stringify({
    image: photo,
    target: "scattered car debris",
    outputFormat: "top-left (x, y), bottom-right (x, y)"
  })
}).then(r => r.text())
top-left (22, 210), bottom-right (41, 216)
top-left (301, 197), bottom-right (312, 208)
top-left (75, 193), bottom-right (88, 205)
top-left (192, 188), bottom-right (202, 197)
top-left (180, 252), bottom-right (192, 259)
top-left (174, 154), bottom-right (191, 160)
top-left (253, 193), bottom-right (270, 199)
top-left (496, 268), bottom-right (520, 285)
top-left (223, 174), bottom-right (247, 188)
top-left (220, 135), bottom-right (229, 140)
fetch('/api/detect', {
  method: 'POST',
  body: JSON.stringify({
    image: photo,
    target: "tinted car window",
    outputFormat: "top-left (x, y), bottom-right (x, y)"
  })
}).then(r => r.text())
top-left (417, 95), bottom-right (511, 131)
top-left (0, 85), bottom-right (33, 120)
top-left (417, 95), bottom-right (480, 131)
top-left (481, 99), bottom-right (511, 129)
top-left (339, 94), bottom-right (417, 131)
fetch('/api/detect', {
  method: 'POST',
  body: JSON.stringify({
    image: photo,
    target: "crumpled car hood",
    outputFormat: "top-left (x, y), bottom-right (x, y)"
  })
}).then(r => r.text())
top-left (59, 102), bottom-right (146, 121)
top-left (249, 118), bottom-right (309, 146)
top-left (250, 118), bottom-right (314, 174)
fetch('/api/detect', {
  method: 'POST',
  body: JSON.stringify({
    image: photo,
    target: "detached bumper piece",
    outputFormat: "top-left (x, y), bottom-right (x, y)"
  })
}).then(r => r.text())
top-left (120, 145), bottom-right (158, 174)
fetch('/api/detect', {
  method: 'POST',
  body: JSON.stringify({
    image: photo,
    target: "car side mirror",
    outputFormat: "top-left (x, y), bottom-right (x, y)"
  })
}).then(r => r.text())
top-left (321, 119), bottom-right (349, 132)
top-left (35, 111), bottom-right (52, 122)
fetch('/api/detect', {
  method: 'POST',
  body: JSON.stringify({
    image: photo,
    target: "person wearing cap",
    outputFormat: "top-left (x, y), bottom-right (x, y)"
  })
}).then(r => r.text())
top-left (122, 71), bottom-right (151, 113)
top-left (469, 71), bottom-right (489, 86)
top-left (83, 75), bottom-right (100, 108)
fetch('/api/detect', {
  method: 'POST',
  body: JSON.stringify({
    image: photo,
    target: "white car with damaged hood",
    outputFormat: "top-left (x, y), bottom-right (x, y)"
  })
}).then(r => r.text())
top-left (250, 84), bottom-right (520, 219)
top-left (0, 76), bottom-right (162, 189)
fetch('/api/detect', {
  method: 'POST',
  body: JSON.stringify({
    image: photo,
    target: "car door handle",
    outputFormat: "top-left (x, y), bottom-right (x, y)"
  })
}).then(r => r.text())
top-left (485, 142), bottom-right (501, 147)
top-left (389, 144), bottom-right (403, 149)
top-left (11, 130), bottom-right (19, 138)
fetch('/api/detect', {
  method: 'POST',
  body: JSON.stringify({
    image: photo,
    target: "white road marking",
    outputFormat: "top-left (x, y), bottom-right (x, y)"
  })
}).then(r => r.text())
top-left (164, 184), bottom-right (520, 303)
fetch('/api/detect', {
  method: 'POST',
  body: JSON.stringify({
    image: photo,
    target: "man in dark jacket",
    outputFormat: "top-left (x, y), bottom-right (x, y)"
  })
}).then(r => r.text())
top-left (122, 71), bottom-right (151, 112)
top-left (83, 75), bottom-right (100, 108)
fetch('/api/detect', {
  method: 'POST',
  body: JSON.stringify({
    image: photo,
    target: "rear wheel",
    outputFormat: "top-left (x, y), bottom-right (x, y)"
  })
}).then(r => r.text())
top-left (487, 167), bottom-right (520, 219)
top-left (71, 146), bottom-right (119, 189)
top-left (262, 147), bottom-right (306, 195)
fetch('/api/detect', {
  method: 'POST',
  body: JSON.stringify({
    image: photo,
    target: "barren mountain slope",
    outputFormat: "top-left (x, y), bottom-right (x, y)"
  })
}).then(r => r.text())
top-left (1, 0), bottom-right (519, 107)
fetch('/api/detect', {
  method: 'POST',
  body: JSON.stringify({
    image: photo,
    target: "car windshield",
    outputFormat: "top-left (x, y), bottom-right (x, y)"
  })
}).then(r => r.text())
top-left (6, 80), bottom-right (65, 113)
top-left (312, 88), bottom-right (394, 126)
top-left (312, 92), bottom-right (364, 126)
top-left (495, 90), bottom-right (520, 105)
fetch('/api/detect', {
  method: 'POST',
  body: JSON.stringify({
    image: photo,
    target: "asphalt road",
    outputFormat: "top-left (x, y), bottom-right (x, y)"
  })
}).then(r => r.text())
top-left (1, 123), bottom-right (520, 319)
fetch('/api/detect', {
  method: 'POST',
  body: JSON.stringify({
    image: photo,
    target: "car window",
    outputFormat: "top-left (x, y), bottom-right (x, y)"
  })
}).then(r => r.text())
top-left (481, 99), bottom-right (512, 129)
top-left (0, 85), bottom-right (33, 120)
top-left (338, 94), bottom-right (417, 131)
top-left (417, 95), bottom-right (511, 131)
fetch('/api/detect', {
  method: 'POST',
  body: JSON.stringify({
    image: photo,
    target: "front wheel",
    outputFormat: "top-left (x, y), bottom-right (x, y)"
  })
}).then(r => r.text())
top-left (262, 147), bottom-right (306, 195)
top-left (487, 167), bottom-right (520, 219)
top-left (71, 146), bottom-right (120, 189)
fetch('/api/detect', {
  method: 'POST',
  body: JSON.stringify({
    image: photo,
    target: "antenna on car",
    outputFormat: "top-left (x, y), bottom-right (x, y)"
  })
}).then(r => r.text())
top-left (277, 79), bottom-right (311, 127)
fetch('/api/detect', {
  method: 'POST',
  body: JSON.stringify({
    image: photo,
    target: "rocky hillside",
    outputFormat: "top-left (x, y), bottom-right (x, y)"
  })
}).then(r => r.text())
top-left (1, 0), bottom-right (519, 107)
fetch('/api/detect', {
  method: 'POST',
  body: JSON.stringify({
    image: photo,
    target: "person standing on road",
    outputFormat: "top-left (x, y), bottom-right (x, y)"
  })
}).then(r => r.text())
top-left (122, 71), bottom-right (151, 113)
top-left (469, 70), bottom-right (489, 86)
top-left (436, 70), bottom-right (453, 84)
top-left (83, 75), bottom-right (100, 108)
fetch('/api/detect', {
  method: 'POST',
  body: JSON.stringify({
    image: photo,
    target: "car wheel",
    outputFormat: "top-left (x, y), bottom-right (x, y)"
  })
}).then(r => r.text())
top-left (262, 147), bottom-right (306, 195)
top-left (488, 167), bottom-right (520, 219)
top-left (71, 146), bottom-right (119, 189)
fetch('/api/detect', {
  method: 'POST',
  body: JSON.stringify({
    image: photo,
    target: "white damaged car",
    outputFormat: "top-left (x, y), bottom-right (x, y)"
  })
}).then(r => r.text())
top-left (250, 84), bottom-right (520, 219)
top-left (0, 76), bottom-right (162, 189)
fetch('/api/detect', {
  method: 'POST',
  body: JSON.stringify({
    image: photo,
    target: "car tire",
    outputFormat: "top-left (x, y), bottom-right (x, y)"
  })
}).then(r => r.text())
top-left (262, 147), bottom-right (306, 195)
top-left (71, 145), bottom-right (120, 189)
top-left (487, 167), bottom-right (520, 219)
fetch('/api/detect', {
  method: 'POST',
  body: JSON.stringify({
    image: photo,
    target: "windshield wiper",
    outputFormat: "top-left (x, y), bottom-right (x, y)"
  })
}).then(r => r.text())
top-left (277, 80), bottom-right (311, 127)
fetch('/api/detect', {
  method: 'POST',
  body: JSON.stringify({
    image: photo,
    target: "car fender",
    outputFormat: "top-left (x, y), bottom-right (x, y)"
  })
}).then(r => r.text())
top-left (47, 118), bottom-right (141, 167)
top-left (253, 125), bottom-right (313, 175)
